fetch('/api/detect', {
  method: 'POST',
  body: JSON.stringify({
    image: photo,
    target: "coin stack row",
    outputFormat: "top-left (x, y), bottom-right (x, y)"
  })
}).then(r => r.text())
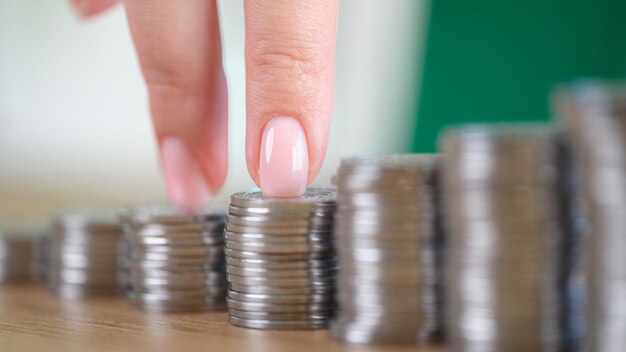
top-left (331, 155), bottom-right (442, 344)
top-left (556, 82), bottom-right (626, 352)
top-left (121, 205), bottom-right (227, 313)
top-left (225, 189), bottom-right (338, 330)
top-left (48, 210), bottom-right (122, 298)
top-left (441, 126), bottom-right (562, 352)
top-left (0, 227), bottom-right (37, 282)
top-left (32, 233), bottom-right (50, 282)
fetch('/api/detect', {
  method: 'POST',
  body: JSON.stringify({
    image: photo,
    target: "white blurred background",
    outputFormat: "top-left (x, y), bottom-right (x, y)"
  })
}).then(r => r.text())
top-left (0, 0), bottom-right (429, 221)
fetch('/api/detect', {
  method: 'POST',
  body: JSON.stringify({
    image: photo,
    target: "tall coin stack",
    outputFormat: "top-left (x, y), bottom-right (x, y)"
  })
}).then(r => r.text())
top-left (48, 210), bottom-right (122, 298)
top-left (121, 205), bottom-right (227, 313)
top-left (441, 126), bottom-right (562, 352)
top-left (225, 189), bottom-right (337, 330)
top-left (556, 82), bottom-right (626, 352)
top-left (0, 227), bottom-right (37, 282)
top-left (331, 155), bottom-right (442, 344)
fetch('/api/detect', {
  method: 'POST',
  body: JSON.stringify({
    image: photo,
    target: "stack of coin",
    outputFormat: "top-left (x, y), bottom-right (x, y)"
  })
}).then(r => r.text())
top-left (0, 227), bottom-right (37, 282)
top-left (555, 135), bottom-right (587, 352)
top-left (121, 205), bottom-right (227, 313)
top-left (441, 125), bottom-right (562, 352)
top-left (48, 210), bottom-right (122, 298)
top-left (225, 189), bottom-right (337, 330)
top-left (330, 155), bottom-right (442, 344)
top-left (32, 232), bottom-right (50, 282)
top-left (555, 81), bottom-right (626, 352)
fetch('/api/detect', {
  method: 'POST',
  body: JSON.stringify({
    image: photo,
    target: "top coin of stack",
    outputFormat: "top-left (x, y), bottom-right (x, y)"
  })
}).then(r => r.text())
top-left (555, 81), bottom-right (626, 352)
top-left (48, 210), bottom-right (122, 298)
top-left (0, 225), bottom-right (39, 282)
top-left (331, 154), bottom-right (442, 344)
top-left (120, 205), bottom-right (227, 313)
top-left (441, 125), bottom-right (562, 352)
top-left (225, 188), bottom-right (338, 330)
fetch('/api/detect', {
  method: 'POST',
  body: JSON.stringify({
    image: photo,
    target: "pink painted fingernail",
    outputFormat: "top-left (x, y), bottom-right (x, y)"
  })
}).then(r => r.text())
top-left (259, 116), bottom-right (309, 197)
top-left (160, 138), bottom-right (210, 211)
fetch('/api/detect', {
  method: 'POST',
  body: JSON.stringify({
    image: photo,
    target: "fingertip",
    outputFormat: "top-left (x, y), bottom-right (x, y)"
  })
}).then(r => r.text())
top-left (71, 0), bottom-right (120, 18)
top-left (160, 138), bottom-right (212, 211)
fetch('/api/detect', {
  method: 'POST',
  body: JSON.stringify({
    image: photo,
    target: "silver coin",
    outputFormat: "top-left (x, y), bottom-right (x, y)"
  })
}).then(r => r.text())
top-left (227, 274), bottom-right (335, 287)
top-left (228, 315), bottom-right (328, 330)
top-left (224, 247), bottom-right (333, 260)
top-left (130, 277), bottom-right (226, 292)
top-left (225, 222), bottom-right (332, 235)
top-left (226, 265), bottom-right (337, 278)
top-left (225, 256), bottom-right (337, 270)
top-left (228, 308), bottom-right (332, 321)
top-left (133, 245), bottom-right (223, 257)
top-left (228, 205), bottom-right (334, 219)
top-left (229, 282), bottom-right (335, 295)
top-left (230, 188), bottom-right (336, 209)
top-left (226, 298), bottom-right (335, 313)
top-left (225, 240), bottom-right (332, 254)
top-left (223, 231), bottom-right (331, 244)
top-left (225, 214), bottom-right (334, 228)
top-left (228, 290), bottom-right (334, 305)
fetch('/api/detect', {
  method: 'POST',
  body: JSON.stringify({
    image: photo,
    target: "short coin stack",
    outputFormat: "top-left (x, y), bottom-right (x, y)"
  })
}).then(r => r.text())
top-left (225, 189), bottom-right (337, 330)
top-left (556, 82), bottom-right (626, 352)
top-left (441, 126), bottom-right (562, 352)
top-left (121, 205), bottom-right (227, 313)
top-left (331, 155), bottom-right (442, 344)
top-left (0, 227), bottom-right (37, 282)
top-left (48, 210), bottom-right (122, 298)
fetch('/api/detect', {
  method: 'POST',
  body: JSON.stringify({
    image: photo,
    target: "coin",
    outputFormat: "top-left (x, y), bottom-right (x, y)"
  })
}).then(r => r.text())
top-left (121, 204), bottom-right (227, 312)
top-left (332, 154), bottom-right (443, 345)
top-left (229, 316), bottom-right (328, 330)
top-left (225, 188), bottom-right (337, 330)
top-left (441, 125), bottom-right (562, 352)
top-left (48, 210), bottom-right (122, 298)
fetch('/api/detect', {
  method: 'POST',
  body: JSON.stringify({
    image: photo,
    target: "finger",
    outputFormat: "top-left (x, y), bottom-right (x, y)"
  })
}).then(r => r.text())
top-left (123, 0), bottom-right (228, 211)
top-left (71, 0), bottom-right (120, 17)
top-left (244, 0), bottom-right (338, 197)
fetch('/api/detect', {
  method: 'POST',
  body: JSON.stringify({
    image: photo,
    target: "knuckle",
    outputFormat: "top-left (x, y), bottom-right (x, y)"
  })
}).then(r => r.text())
top-left (247, 38), bottom-right (332, 84)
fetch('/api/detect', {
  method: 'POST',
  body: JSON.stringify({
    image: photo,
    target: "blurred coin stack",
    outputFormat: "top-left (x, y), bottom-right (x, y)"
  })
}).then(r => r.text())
top-left (556, 82), bottom-right (626, 352)
top-left (32, 233), bottom-right (50, 282)
top-left (0, 227), bottom-right (37, 282)
top-left (48, 210), bottom-right (122, 298)
top-left (441, 126), bottom-right (562, 352)
top-left (331, 155), bottom-right (442, 344)
top-left (225, 189), bottom-right (337, 330)
top-left (121, 205), bottom-right (226, 313)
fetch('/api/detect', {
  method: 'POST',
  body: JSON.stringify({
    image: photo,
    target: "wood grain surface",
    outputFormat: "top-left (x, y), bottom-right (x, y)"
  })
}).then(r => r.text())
top-left (0, 283), bottom-right (442, 352)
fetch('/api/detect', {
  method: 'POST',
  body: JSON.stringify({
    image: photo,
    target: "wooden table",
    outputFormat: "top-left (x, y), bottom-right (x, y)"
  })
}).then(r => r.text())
top-left (0, 284), bottom-right (442, 352)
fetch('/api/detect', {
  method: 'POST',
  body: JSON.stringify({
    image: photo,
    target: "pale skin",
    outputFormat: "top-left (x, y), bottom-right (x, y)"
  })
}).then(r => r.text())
top-left (72, 0), bottom-right (338, 209)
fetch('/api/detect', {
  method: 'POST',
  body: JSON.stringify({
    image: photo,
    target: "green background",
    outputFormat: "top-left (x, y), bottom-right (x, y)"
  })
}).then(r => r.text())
top-left (413, 0), bottom-right (626, 152)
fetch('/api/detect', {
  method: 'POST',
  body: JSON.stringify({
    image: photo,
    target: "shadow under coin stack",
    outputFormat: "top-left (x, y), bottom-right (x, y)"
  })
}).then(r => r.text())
top-left (225, 189), bottom-right (337, 330)
top-left (441, 126), bottom-right (562, 352)
top-left (0, 227), bottom-right (37, 282)
top-left (121, 205), bottom-right (227, 313)
top-left (331, 155), bottom-right (442, 344)
top-left (48, 211), bottom-right (122, 298)
top-left (556, 82), bottom-right (626, 352)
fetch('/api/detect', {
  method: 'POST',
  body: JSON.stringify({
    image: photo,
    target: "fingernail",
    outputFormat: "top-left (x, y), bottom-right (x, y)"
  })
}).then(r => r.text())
top-left (259, 116), bottom-right (309, 197)
top-left (160, 138), bottom-right (210, 211)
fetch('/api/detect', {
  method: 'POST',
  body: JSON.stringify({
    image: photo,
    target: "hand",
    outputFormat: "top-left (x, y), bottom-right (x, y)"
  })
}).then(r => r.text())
top-left (72, 0), bottom-right (338, 210)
